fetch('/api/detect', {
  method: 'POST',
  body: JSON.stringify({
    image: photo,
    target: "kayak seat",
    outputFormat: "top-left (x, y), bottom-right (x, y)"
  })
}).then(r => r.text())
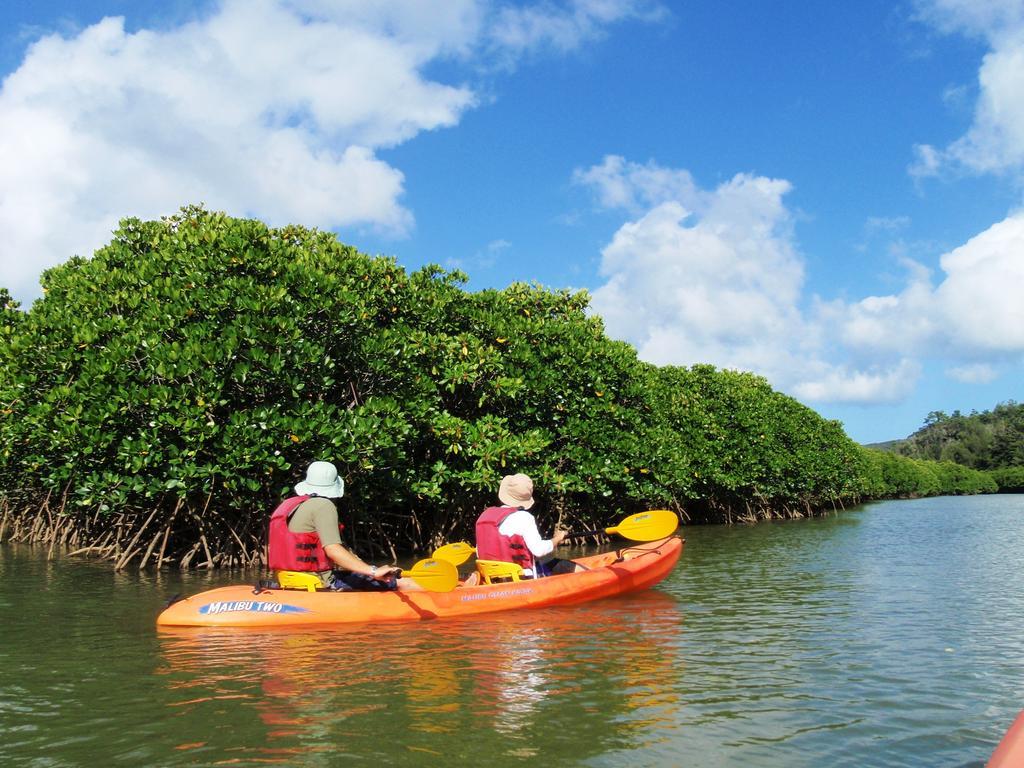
top-left (275, 570), bottom-right (324, 592)
top-left (476, 559), bottom-right (524, 585)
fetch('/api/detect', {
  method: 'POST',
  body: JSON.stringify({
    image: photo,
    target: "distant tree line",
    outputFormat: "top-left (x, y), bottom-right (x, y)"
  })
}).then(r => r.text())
top-left (878, 404), bottom-right (1024, 492)
top-left (0, 207), bottom-right (998, 569)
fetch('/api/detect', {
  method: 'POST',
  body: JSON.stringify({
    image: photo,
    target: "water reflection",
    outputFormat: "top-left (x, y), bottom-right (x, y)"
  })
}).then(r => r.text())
top-left (156, 590), bottom-right (686, 764)
top-left (7, 497), bottom-right (1024, 766)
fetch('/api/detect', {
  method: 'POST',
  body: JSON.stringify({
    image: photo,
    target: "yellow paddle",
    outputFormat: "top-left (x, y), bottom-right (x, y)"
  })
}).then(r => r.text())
top-left (562, 509), bottom-right (679, 542)
top-left (431, 541), bottom-right (476, 566)
top-left (278, 558), bottom-right (459, 593)
top-left (399, 557), bottom-right (460, 592)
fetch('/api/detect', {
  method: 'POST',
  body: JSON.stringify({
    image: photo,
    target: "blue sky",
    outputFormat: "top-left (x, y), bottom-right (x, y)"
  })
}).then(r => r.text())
top-left (2, 1), bottom-right (1023, 444)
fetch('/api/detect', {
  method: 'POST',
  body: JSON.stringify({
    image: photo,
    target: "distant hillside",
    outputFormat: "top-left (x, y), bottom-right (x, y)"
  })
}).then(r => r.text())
top-left (878, 402), bottom-right (1024, 471)
top-left (865, 439), bottom-right (902, 452)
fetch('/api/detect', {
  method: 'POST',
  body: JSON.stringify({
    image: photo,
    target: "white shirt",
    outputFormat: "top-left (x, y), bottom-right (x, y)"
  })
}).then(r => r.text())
top-left (497, 509), bottom-right (554, 576)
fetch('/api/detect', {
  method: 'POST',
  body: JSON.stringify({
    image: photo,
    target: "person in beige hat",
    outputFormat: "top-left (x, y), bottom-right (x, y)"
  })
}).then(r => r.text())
top-left (268, 461), bottom-right (420, 591)
top-left (474, 473), bottom-right (582, 577)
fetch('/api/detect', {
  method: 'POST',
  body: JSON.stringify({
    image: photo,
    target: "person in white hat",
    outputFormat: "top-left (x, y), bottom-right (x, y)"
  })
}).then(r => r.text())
top-left (474, 473), bottom-right (582, 577)
top-left (268, 461), bottom-right (418, 590)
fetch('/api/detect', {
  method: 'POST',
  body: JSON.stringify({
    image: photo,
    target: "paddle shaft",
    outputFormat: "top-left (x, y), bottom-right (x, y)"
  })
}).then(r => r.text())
top-left (561, 527), bottom-right (613, 541)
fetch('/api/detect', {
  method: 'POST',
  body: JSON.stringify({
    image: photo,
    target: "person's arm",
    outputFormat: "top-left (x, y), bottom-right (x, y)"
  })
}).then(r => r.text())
top-left (308, 500), bottom-right (399, 580)
top-left (322, 543), bottom-right (398, 580)
top-left (505, 511), bottom-right (566, 557)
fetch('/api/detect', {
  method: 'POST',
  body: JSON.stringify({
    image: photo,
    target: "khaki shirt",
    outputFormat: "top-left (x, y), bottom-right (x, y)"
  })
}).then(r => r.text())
top-left (286, 496), bottom-right (343, 546)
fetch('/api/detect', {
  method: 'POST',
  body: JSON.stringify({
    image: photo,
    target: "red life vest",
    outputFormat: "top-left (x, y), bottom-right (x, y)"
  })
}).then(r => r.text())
top-left (475, 506), bottom-right (533, 569)
top-left (267, 495), bottom-right (343, 572)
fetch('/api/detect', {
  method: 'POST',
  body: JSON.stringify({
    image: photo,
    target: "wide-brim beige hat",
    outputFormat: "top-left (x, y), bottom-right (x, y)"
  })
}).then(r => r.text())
top-left (295, 461), bottom-right (345, 498)
top-left (498, 473), bottom-right (535, 509)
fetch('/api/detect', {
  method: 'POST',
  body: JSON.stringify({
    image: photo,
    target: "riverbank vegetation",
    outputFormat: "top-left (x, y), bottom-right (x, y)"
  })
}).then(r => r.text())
top-left (0, 207), bottom-right (998, 569)
top-left (874, 405), bottom-right (1024, 492)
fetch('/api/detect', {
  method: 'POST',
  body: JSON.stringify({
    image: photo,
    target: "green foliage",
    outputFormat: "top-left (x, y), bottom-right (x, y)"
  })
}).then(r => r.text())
top-left (0, 207), bottom-right (1000, 564)
top-left (988, 466), bottom-right (1024, 493)
top-left (856, 447), bottom-right (996, 497)
top-left (644, 365), bottom-right (867, 520)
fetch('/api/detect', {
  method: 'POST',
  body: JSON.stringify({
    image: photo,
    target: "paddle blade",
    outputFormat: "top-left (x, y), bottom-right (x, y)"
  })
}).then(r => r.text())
top-left (606, 510), bottom-right (679, 541)
top-left (402, 558), bottom-right (459, 592)
top-left (431, 541), bottom-right (476, 566)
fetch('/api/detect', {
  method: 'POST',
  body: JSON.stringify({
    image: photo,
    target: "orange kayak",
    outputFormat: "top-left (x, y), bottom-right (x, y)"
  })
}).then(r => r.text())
top-left (989, 710), bottom-right (1024, 768)
top-left (156, 537), bottom-right (683, 628)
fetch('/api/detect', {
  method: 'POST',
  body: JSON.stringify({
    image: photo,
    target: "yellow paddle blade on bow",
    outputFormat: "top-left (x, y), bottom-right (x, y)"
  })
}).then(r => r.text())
top-left (605, 510), bottom-right (679, 541)
top-left (564, 509), bottom-right (680, 542)
top-left (431, 541), bottom-right (476, 566)
top-left (400, 558), bottom-right (460, 592)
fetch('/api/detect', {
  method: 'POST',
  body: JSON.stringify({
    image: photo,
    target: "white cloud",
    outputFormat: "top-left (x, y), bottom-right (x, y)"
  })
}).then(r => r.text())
top-left (0, 3), bottom-right (474, 302)
top-left (947, 363), bottom-right (998, 383)
top-left (934, 211), bottom-right (1024, 351)
top-left (836, 259), bottom-right (938, 354)
top-left (822, 211), bottom-right (1024, 363)
top-left (580, 156), bottom-right (1024, 406)
top-left (488, 0), bottom-right (666, 60)
top-left (914, 0), bottom-right (1024, 41)
top-left (586, 165), bottom-right (820, 387)
top-left (913, 2), bottom-right (1024, 174)
top-left (864, 215), bottom-right (911, 234)
top-left (909, 143), bottom-right (943, 178)
top-left (0, 0), bottom-right (666, 304)
top-left (793, 360), bottom-right (922, 405)
top-left (945, 31), bottom-right (1024, 172)
top-left (276, 0), bottom-right (484, 55)
top-left (573, 154), bottom-right (702, 215)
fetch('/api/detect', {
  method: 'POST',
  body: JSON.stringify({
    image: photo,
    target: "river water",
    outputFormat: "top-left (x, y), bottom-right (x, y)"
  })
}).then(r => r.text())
top-left (2, 495), bottom-right (1022, 767)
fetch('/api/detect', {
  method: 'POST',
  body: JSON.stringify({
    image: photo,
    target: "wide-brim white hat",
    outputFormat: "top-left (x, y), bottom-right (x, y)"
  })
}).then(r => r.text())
top-left (295, 461), bottom-right (345, 498)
